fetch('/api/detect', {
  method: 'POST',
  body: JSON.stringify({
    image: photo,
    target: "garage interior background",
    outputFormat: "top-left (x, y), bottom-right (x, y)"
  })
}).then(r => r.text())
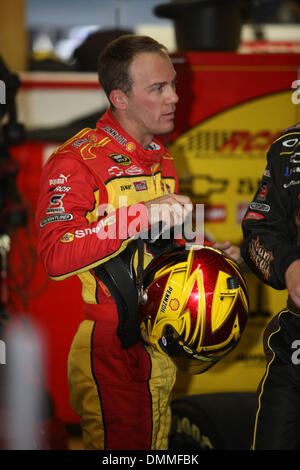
top-left (0, 0), bottom-right (300, 450)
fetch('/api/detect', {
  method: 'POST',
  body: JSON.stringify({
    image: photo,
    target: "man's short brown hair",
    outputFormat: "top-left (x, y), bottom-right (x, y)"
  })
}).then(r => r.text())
top-left (97, 35), bottom-right (169, 106)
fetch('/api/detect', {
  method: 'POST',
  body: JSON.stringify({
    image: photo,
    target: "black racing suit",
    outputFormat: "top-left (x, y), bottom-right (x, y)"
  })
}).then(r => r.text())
top-left (241, 123), bottom-right (300, 450)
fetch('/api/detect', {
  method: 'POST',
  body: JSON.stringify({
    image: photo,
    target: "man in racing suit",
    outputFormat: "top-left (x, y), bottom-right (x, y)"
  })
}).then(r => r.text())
top-left (241, 122), bottom-right (300, 449)
top-left (36, 35), bottom-right (193, 450)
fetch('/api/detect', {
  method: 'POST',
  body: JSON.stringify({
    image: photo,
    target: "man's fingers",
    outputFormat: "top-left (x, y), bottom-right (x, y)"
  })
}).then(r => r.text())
top-left (145, 193), bottom-right (193, 227)
top-left (285, 259), bottom-right (300, 308)
top-left (170, 194), bottom-right (192, 205)
top-left (213, 240), bottom-right (231, 251)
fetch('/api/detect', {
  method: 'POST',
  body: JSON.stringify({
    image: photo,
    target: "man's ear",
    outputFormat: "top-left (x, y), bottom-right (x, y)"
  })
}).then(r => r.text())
top-left (109, 89), bottom-right (128, 110)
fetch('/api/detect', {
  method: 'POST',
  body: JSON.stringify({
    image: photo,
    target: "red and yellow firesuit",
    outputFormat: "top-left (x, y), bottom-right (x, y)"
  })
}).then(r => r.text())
top-left (36, 109), bottom-right (179, 450)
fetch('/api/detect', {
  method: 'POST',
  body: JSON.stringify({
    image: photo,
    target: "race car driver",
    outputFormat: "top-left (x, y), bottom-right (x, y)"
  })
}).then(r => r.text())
top-left (36, 34), bottom-right (194, 451)
top-left (241, 122), bottom-right (300, 449)
top-left (36, 34), bottom-right (241, 451)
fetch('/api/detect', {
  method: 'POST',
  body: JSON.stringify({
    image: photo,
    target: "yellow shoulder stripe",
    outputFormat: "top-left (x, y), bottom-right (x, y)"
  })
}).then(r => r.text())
top-left (48, 237), bottom-right (134, 281)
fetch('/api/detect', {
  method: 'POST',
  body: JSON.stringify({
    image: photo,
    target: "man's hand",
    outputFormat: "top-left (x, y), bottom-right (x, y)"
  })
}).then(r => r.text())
top-left (285, 259), bottom-right (300, 308)
top-left (144, 194), bottom-right (193, 228)
top-left (212, 240), bottom-right (242, 264)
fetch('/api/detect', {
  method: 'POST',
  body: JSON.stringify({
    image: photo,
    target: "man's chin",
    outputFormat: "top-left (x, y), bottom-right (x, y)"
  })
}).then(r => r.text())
top-left (156, 122), bottom-right (175, 136)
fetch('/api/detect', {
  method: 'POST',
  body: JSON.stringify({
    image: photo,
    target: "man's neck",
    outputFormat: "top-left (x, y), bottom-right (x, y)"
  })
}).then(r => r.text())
top-left (111, 108), bottom-right (153, 150)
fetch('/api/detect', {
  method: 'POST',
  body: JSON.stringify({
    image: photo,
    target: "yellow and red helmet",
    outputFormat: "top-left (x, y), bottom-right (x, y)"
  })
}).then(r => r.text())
top-left (139, 245), bottom-right (249, 374)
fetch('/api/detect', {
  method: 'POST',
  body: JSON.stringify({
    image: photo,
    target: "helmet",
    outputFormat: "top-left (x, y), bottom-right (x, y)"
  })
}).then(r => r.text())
top-left (139, 245), bottom-right (249, 374)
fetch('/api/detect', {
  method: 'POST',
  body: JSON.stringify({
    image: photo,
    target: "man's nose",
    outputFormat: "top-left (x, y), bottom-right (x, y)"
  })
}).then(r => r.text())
top-left (168, 85), bottom-right (179, 104)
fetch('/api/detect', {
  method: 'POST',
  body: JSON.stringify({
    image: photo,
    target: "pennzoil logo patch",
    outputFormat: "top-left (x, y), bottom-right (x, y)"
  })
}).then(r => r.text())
top-left (60, 232), bottom-right (74, 243)
top-left (109, 154), bottom-right (131, 165)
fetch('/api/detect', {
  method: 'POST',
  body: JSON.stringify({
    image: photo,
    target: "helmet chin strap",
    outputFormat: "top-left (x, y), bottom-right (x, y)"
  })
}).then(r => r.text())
top-left (137, 221), bottom-right (180, 305)
top-left (137, 237), bottom-right (148, 305)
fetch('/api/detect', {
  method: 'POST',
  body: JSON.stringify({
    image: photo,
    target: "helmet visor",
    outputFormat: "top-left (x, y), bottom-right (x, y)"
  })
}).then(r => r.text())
top-left (171, 355), bottom-right (217, 375)
top-left (158, 325), bottom-right (228, 375)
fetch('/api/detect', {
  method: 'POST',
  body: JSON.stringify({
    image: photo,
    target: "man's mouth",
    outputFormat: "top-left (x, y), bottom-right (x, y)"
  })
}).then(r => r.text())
top-left (162, 111), bottom-right (175, 119)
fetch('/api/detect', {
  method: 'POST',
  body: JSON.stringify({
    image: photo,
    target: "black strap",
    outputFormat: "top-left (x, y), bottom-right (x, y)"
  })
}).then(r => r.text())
top-left (93, 229), bottom-right (180, 348)
top-left (94, 240), bottom-right (140, 349)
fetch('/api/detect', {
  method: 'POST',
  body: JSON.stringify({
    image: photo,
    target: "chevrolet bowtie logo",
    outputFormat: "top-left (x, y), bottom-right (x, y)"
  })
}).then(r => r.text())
top-left (181, 175), bottom-right (228, 197)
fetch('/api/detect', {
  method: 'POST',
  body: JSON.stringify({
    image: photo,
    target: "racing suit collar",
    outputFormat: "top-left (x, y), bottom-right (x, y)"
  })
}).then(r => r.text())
top-left (96, 108), bottom-right (165, 166)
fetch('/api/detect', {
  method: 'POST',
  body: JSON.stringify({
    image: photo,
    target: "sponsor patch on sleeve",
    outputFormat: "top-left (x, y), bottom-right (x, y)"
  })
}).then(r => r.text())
top-left (40, 213), bottom-right (73, 227)
top-left (248, 235), bottom-right (274, 280)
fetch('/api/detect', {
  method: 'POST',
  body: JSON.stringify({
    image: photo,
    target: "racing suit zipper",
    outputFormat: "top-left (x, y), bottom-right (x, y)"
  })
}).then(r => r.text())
top-left (151, 163), bottom-right (162, 195)
top-left (151, 164), bottom-right (157, 194)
